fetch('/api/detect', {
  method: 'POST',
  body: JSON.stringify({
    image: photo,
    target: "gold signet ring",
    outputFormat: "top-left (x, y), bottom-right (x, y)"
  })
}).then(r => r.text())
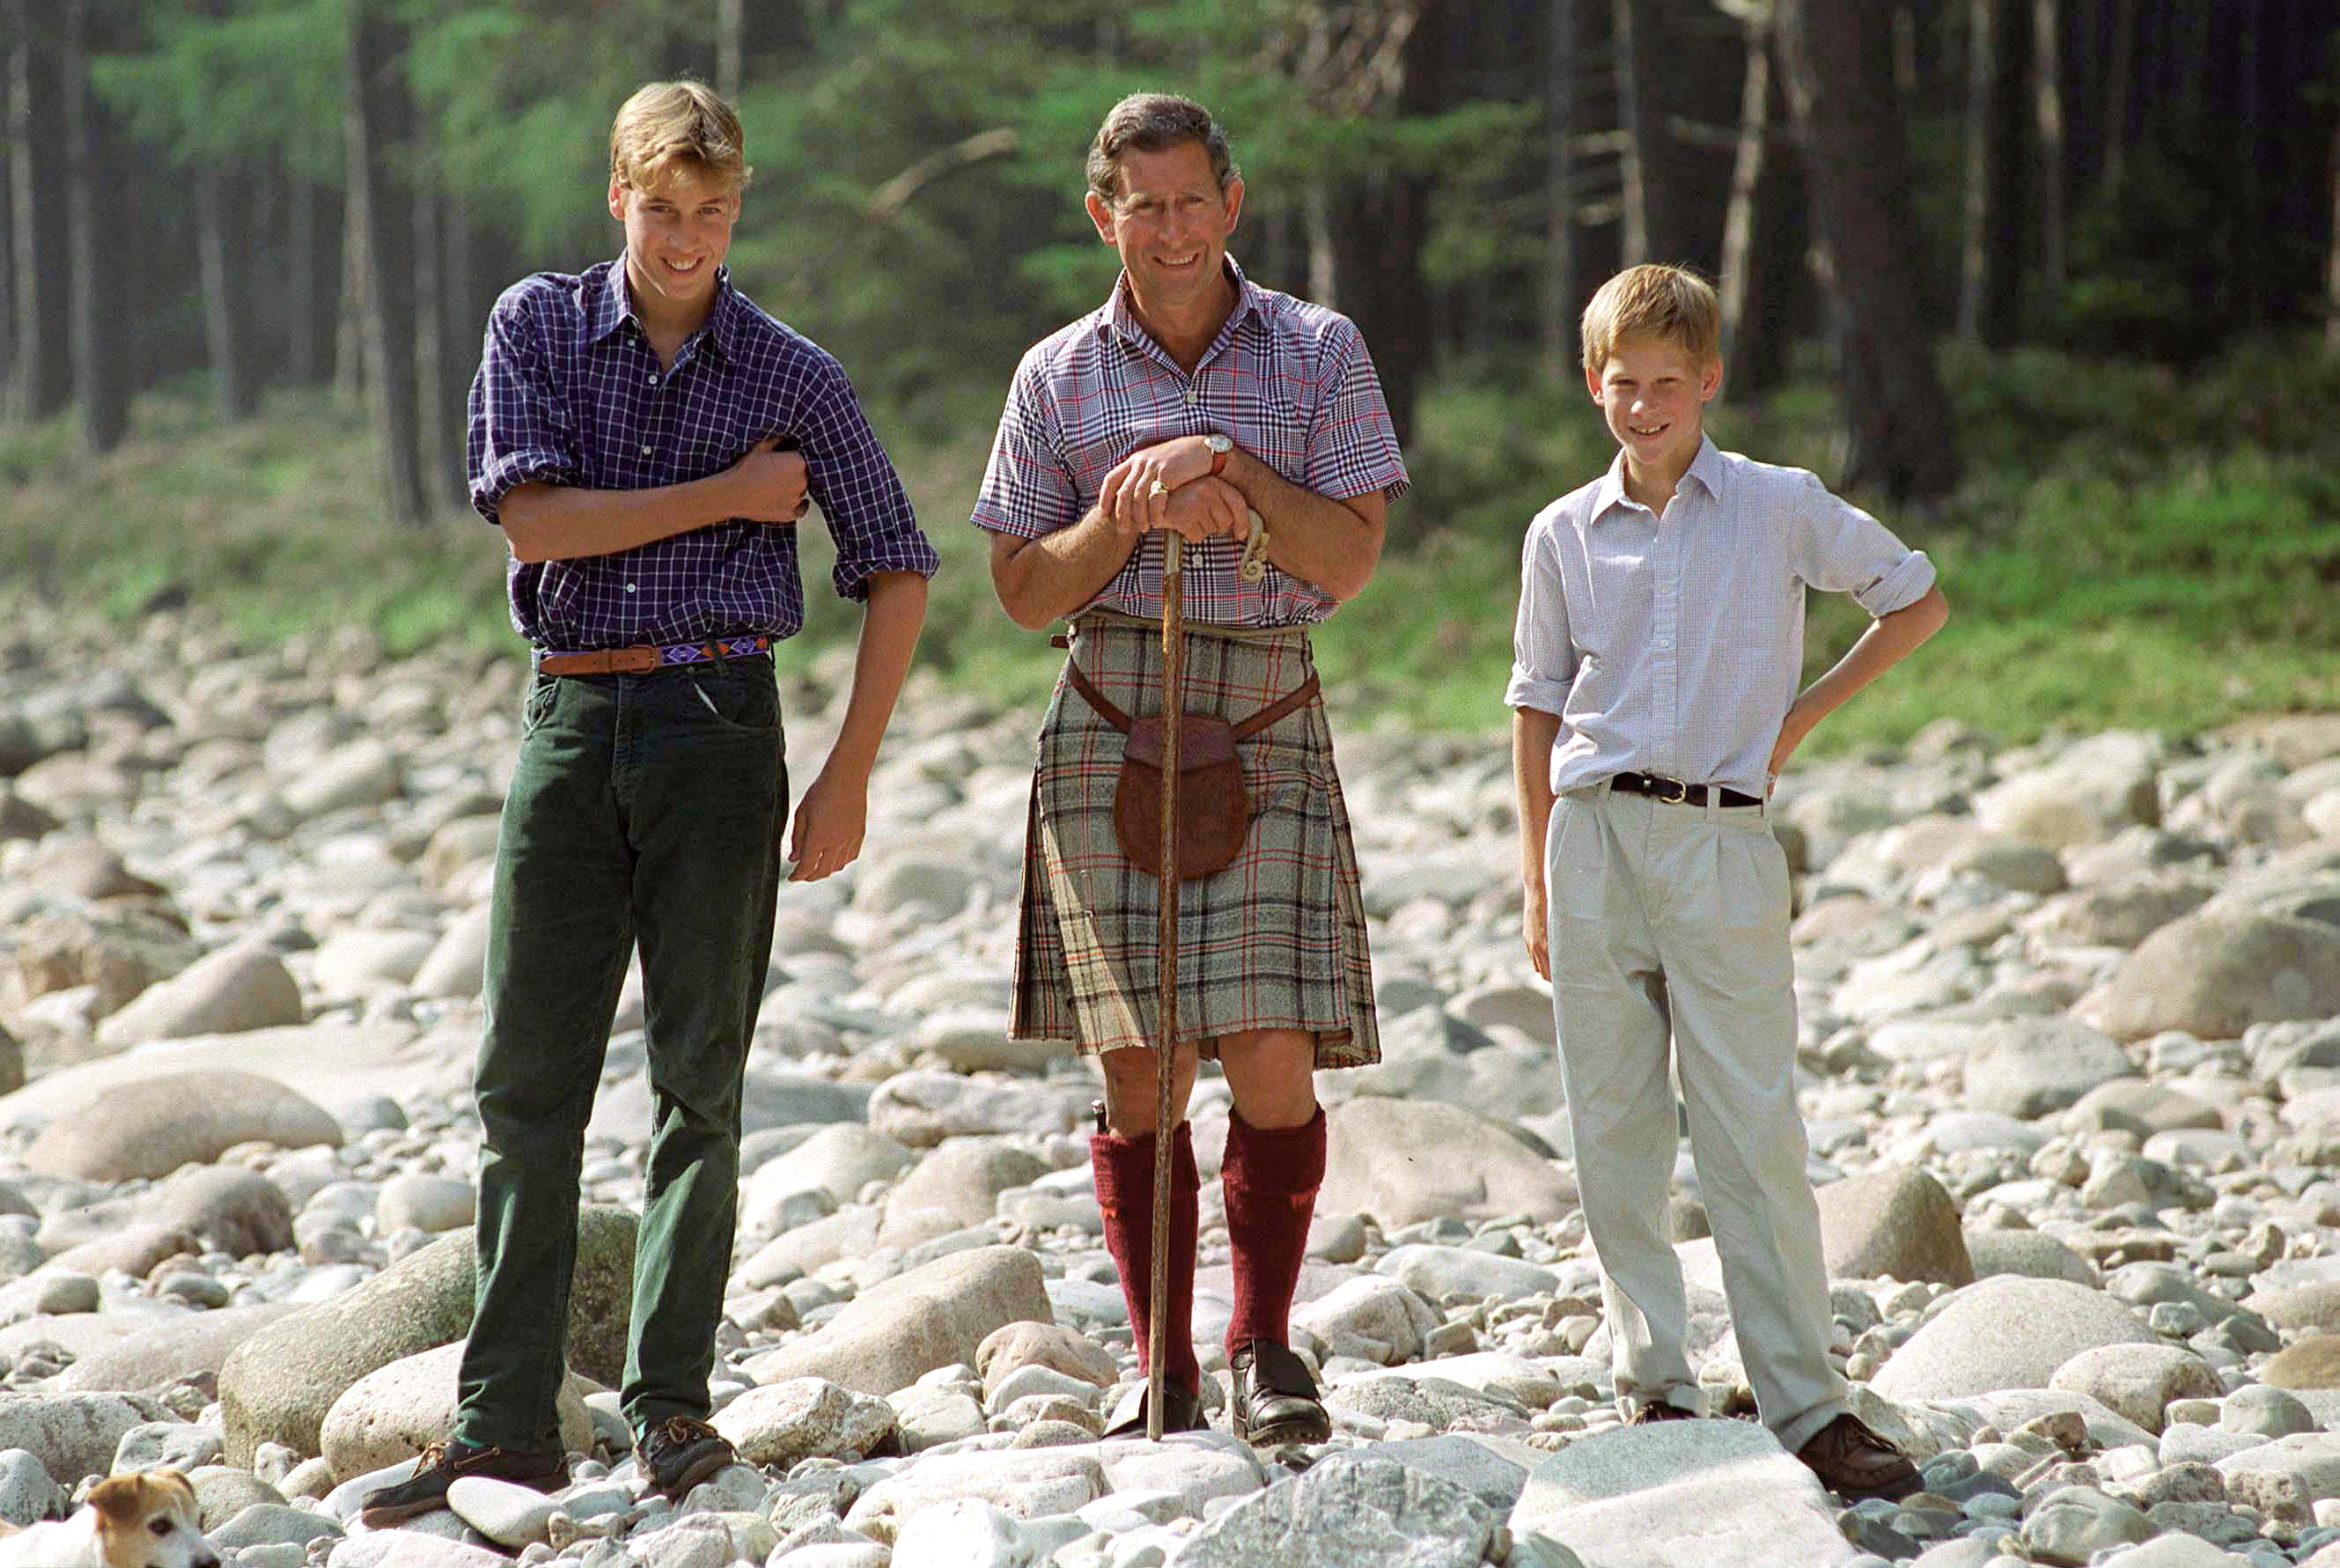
top-left (1147, 480), bottom-right (1170, 498)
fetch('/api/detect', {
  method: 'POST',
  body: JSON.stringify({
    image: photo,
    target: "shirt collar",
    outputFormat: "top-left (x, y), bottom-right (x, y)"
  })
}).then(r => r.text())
top-left (1586, 433), bottom-right (1726, 525)
top-left (1099, 254), bottom-right (1265, 363)
top-left (588, 254), bottom-right (740, 362)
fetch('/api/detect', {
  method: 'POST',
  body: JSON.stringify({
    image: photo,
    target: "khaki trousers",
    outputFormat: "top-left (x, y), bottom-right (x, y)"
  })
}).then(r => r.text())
top-left (1546, 785), bottom-right (1847, 1453)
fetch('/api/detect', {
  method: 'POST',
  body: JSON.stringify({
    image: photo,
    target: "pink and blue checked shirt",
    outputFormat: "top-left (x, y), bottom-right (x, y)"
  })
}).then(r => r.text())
top-left (970, 260), bottom-right (1409, 627)
top-left (467, 256), bottom-right (938, 651)
top-left (1508, 437), bottom-right (1937, 800)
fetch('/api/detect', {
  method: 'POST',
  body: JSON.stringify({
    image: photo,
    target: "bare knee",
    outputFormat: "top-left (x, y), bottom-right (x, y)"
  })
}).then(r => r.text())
top-left (1097, 1045), bottom-right (1198, 1137)
top-left (1217, 1030), bottom-right (1319, 1130)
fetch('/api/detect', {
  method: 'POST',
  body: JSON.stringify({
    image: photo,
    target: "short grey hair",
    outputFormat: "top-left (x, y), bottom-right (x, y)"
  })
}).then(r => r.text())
top-left (1085, 93), bottom-right (1239, 202)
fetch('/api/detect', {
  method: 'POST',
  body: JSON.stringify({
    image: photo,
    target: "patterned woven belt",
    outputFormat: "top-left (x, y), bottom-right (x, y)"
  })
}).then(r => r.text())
top-left (532, 636), bottom-right (772, 676)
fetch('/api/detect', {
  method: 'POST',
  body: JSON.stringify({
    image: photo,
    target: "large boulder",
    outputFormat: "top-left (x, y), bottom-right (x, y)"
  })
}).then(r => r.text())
top-left (95, 945), bottom-right (305, 1048)
top-left (1972, 733), bottom-right (2162, 850)
top-left (1508, 1418), bottom-right (1857, 1568)
top-left (2049, 1344), bottom-right (2225, 1435)
top-left (39, 1165), bottom-right (296, 1259)
top-left (709, 1378), bottom-right (897, 1469)
top-left (864, 1071), bottom-right (1089, 1148)
top-left (1961, 1018), bottom-right (2135, 1120)
top-left (742, 1245), bottom-right (1049, 1397)
top-left (57, 1303), bottom-right (305, 1394)
top-left (23, 1071), bottom-right (341, 1182)
top-left (219, 1208), bottom-right (634, 1464)
top-left (1871, 1277), bottom-right (2157, 1402)
top-left (1174, 1454), bottom-right (1498, 1568)
top-left (319, 1343), bottom-right (592, 1483)
top-left (1814, 1166), bottom-right (1973, 1286)
top-left (2079, 910), bottom-right (2340, 1042)
top-left (0, 1393), bottom-right (173, 1484)
top-left (879, 1138), bottom-right (1046, 1239)
top-left (1322, 1099), bottom-right (1574, 1229)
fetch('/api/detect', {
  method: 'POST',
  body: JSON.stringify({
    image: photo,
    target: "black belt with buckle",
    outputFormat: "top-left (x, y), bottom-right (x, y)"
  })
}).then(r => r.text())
top-left (1610, 770), bottom-right (1762, 809)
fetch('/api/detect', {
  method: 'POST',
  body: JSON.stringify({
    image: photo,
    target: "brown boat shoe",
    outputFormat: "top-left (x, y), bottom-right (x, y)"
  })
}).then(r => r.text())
top-left (1795, 1413), bottom-right (1920, 1500)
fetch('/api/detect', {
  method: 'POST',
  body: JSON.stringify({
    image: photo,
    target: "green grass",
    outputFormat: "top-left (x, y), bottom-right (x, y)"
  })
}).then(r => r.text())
top-left (5, 336), bottom-right (2337, 752)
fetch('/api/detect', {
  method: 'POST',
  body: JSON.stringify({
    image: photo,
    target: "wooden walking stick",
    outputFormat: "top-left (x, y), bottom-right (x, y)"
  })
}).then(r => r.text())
top-left (1147, 530), bottom-right (1185, 1442)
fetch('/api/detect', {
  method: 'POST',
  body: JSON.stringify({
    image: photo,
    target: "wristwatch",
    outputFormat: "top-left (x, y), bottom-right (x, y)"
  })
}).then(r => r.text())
top-left (1203, 432), bottom-right (1233, 477)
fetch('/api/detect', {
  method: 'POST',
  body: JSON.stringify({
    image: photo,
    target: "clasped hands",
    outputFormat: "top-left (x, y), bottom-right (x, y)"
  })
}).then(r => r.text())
top-left (1097, 434), bottom-right (1253, 545)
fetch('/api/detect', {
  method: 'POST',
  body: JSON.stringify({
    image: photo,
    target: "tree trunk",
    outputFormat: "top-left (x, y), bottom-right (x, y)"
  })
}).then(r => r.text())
top-left (2100, 0), bottom-right (2134, 189)
top-left (195, 166), bottom-right (252, 419)
top-left (2032, 0), bottom-right (2064, 299)
top-left (1958, 0), bottom-right (2024, 345)
top-left (64, 0), bottom-right (126, 455)
top-left (335, 175), bottom-right (366, 411)
top-left (1542, 0), bottom-right (1580, 378)
top-left (1718, 14), bottom-right (1779, 394)
top-left (290, 177), bottom-right (319, 386)
top-left (2328, 113), bottom-right (2340, 356)
top-left (717, 0), bottom-right (744, 101)
top-left (1776, 0), bottom-right (1962, 502)
top-left (4, 0), bottom-right (64, 422)
top-left (347, 0), bottom-right (425, 525)
top-left (1613, 0), bottom-right (1650, 266)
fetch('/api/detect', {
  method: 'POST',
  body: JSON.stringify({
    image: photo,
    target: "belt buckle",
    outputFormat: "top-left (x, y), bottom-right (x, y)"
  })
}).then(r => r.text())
top-left (1656, 777), bottom-right (1689, 805)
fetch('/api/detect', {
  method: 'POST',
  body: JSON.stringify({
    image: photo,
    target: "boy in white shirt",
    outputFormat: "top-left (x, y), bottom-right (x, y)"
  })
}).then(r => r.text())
top-left (1510, 264), bottom-right (1947, 1499)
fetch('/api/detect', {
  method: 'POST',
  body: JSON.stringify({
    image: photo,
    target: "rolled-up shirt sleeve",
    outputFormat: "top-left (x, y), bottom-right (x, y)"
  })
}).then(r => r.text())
top-left (1505, 514), bottom-right (1578, 714)
top-left (1786, 471), bottom-right (1937, 615)
top-left (467, 296), bottom-right (582, 527)
top-left (792, 350), bottom-right (938, 601)
top-left (1304, 323), bottom-right (1411, 503)
top-left (970, 358), bottom-right (1080, 541)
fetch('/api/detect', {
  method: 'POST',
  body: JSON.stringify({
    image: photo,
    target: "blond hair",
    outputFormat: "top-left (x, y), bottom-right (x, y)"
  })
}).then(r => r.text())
top-left (1579, 264), bottom-right (1720, 371)
top-left (609, 80), bottom-right (751, 194)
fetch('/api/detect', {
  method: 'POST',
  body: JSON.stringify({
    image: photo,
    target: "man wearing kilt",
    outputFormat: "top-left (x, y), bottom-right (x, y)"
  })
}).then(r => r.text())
top-left (973, 93), bottom-right (1409, 1445)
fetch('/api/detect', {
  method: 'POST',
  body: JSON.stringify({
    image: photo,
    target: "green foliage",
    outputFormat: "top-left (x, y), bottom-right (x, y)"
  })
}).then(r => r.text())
top-left (9, 335), bottom-right (2336, 751)
top-left (89, 0), bottom-right (346, 180)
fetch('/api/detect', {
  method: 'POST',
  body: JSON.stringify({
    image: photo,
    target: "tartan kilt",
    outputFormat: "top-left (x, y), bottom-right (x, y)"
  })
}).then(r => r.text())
top-left (1012, 610), bottom-right (1380, 1068)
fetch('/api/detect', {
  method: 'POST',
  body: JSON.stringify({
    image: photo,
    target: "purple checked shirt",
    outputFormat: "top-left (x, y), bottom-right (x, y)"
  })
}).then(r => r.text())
top-left (467, 256), bottom-right (938, 650)
top-left (970, 259), bottom-right (1409, 627)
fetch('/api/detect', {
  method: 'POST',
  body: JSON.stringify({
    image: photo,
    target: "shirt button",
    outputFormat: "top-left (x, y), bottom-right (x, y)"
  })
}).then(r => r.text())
top-left (646, 372), bottom-right (659, 385)
top-left (639, 443), bottom-right (652, 456)
top-left (623, 583), bottom-right (637, 593)
top-left (1184, 386), bottom-right (1198, 403)
top-left (1655, 637), bottom-right (1673, 650)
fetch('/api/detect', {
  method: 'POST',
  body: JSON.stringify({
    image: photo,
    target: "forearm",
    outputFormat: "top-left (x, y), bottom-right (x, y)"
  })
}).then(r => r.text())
top-left (822, 572), bottom-right (931, 777)
top-left (988, 511), bottom-right (1139, 630)
top-left (1513, 707), bottom-right (1561, 894)
top-left (1788, 585), bottom-right (1950, 737)
top-left (500, 474), bottom-right (740, 564)
top-left (1220, 451), bottom-right (1386, 601)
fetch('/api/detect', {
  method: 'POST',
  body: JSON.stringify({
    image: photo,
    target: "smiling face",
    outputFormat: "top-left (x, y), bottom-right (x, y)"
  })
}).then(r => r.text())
top-left (1085, 139), bottom-right (1243, 329)
top-left (609, 166), bottom-right (739, 325)
top-left (1586, 334), bottom-right (1723, 478)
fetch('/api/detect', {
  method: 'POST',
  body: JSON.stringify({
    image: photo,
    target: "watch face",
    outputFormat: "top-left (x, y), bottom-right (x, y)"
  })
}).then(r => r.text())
top-left (1206, 434), bottom-right (1232, 453)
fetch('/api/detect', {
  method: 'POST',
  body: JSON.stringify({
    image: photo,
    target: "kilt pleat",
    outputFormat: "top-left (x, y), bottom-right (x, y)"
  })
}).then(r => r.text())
top-left (1011, 611), bottom-right (1379, 1069)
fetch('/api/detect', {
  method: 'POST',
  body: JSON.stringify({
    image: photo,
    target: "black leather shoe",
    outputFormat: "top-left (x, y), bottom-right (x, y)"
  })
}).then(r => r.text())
top-left (636, 1415), bottom-right (737, 1498)
top-left (1102, 1379), bottom-right (1206, 1439)
top-left (1230, 1340), bottom-right (1330, 1447)
top-left (357, 1438), bottom-right (566, 1528)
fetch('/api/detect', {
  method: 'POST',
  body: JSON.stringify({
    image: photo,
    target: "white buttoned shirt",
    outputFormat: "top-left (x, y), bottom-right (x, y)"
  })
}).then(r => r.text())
top-left (1506, 437), bottom-right (1937, 800)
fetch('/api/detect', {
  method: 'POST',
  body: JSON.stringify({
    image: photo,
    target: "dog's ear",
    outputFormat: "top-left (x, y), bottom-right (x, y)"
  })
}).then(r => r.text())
top-left (85, 1474), bottom-right (147, 1523)
top-left (152, 1469), bottom-right (195, 1504)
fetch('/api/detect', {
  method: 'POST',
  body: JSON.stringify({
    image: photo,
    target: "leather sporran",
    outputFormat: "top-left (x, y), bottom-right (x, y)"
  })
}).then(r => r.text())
top-left (1114, 711), bottom-right (1248, 880)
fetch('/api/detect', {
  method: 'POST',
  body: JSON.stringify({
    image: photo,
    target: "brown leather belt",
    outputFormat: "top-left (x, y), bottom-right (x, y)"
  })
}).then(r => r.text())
top-left (533, 636), bottom-right (772, 677)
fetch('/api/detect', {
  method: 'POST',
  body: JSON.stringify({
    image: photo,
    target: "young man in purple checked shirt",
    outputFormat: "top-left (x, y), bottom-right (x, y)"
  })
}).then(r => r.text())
top-left (362, 80), bottom-right (936, 1525)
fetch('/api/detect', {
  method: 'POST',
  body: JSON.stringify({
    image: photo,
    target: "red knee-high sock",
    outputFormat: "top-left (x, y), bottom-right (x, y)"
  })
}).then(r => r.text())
top-left (1221, 1107), bottom-right (1327, 1351)
top-left (1092, 1122), bottom-right (1201, 1391)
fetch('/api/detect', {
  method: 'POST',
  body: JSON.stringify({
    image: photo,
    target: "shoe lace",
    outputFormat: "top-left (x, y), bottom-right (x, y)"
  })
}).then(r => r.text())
top-left (653, 1416), bottom-right (718, 1448)
top-left (412, 1440), bottom-right (452, 1475)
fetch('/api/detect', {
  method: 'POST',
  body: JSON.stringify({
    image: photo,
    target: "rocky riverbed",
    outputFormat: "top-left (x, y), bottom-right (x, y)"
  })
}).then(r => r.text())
top-left (1, 603), bottom-right (2339, 1568)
